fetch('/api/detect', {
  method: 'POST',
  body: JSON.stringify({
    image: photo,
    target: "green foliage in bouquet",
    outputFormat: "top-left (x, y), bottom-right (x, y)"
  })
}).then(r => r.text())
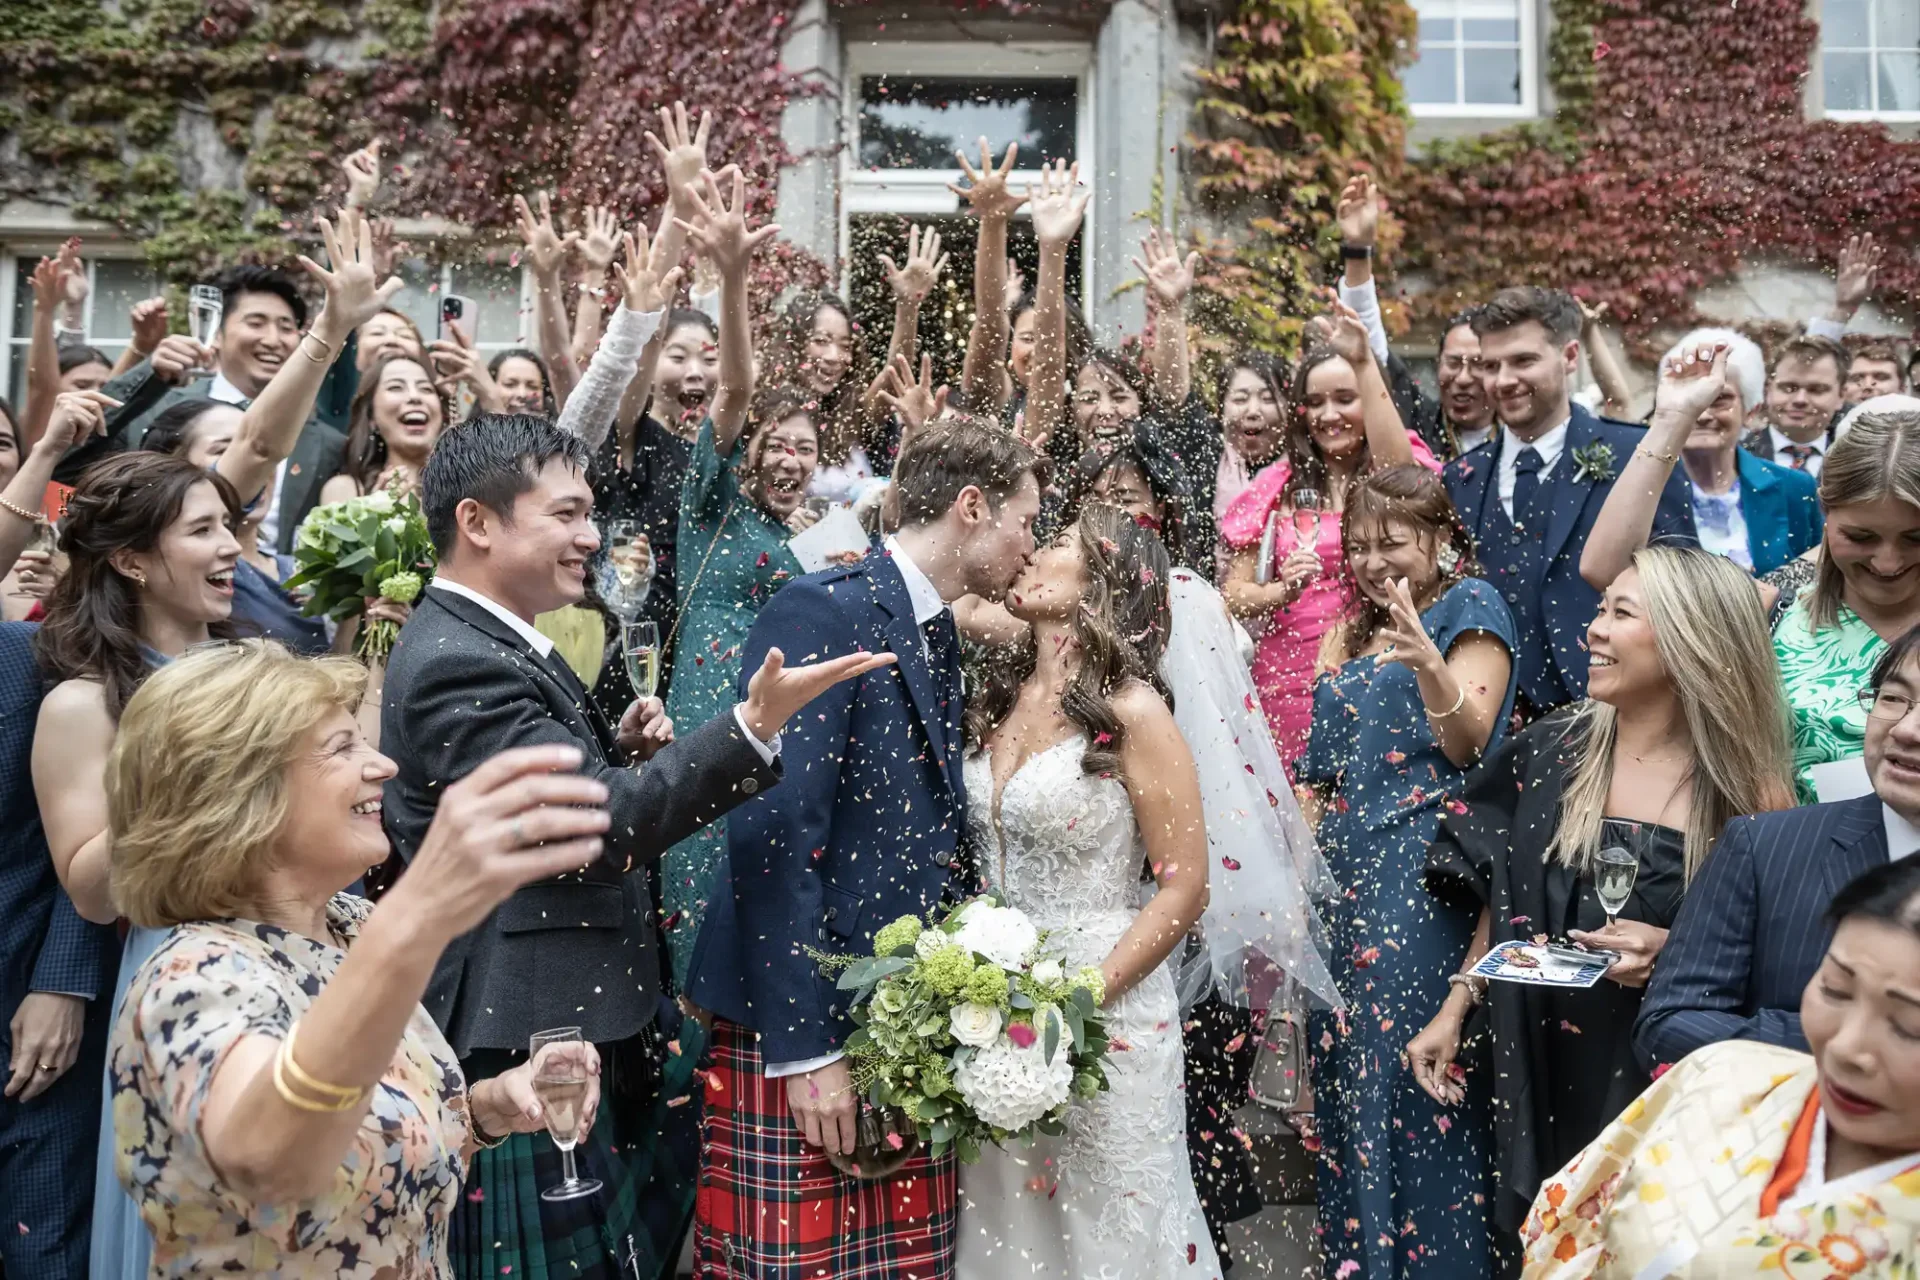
top-left (284, 482), bottom-right (434, 660)
top-left (816, 894), bottom-right (1112, 1164)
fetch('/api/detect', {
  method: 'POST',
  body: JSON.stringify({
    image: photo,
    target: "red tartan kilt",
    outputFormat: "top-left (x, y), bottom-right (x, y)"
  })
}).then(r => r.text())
top-left (694, 1017), bottom-right (957, 1280)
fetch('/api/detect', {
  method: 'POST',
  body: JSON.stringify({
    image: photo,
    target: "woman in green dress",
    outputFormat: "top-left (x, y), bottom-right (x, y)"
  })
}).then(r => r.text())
top-left (661, 169), bottom-right (819, 988)
top-left (1773, 407), bottom-right (1920, 798)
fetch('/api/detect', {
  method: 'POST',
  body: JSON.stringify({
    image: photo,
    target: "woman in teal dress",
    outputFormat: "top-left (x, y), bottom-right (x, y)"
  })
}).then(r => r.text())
top-left (1293, 466), bottom-right (1517, 1280)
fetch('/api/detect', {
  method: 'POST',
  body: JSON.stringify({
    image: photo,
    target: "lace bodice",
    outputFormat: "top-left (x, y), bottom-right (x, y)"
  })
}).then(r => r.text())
top-left (963, 737), bottom-right (1141, 941)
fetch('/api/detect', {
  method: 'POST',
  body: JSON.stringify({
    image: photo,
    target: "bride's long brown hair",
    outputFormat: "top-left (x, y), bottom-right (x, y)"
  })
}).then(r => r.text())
top-left (964, 503), bottom-right (1172, 777)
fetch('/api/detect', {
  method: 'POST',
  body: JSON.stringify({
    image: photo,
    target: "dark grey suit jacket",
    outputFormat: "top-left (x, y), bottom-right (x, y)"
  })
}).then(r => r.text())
top-left (379, 587), bottom-right (779, 1054)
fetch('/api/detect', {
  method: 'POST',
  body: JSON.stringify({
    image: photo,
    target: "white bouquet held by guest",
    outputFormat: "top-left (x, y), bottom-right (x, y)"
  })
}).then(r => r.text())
top-left (816, 892), bottom-right (1110, 1168)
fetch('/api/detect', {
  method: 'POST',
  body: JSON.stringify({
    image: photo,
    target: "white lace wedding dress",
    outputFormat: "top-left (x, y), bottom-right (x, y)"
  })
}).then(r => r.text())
top-left (956, 736), bottom-right (1224, 1280)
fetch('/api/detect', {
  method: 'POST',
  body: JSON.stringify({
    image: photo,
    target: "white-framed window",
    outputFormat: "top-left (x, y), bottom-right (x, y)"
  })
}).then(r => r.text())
top-left (4, 252), bottom-right (163, 407)
top-left (1823, 0), bottom-right (1919, 120)
top-left (1403, 0), bottom-right (1537, 117)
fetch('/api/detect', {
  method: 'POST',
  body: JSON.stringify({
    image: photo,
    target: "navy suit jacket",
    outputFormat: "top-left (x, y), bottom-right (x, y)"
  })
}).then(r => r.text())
top-left (1445, 405), bottom-right (1697, 708)
top-left (1633, 795), bottom-right (1886, 1072)
top-left (1735, 447), bottom-right (1823, 576)
top-left (687, 550), bottom-right (968, 1065)
top-left (0, 624), bottom-right (115, 1038)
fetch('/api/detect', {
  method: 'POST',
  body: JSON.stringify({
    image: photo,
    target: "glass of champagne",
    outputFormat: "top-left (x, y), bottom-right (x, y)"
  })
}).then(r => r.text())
top-left (1292, 487), bottom-right (1323, 561)
top-left (622, 619), bottom-right (660, 700)
top-left (8, 520), bottom-right (55, 598)
top-left (530, 1027), bottom-right (601, 1202)
top-left (1594, 845), bottom-right (1639, 927)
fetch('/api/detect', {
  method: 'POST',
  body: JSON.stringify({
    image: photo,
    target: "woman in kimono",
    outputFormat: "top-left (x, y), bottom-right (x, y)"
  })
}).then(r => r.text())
top-left (1522, 855), bottom-right (1920, 1277)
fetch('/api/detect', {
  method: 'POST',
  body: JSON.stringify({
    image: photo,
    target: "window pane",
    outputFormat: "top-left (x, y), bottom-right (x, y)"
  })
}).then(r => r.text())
top-left (1880, 51), bottom-right (1920, 112)
top-left (383, 260), bottom-right (440, 343)
top-left (1463, 47), bottom-right (1523, 104)
top-left (1880, 0), bottom-right (1919, 53)
top-left (1462, 17), bottom-right (1518, 41)
top-left (91, 260), bottom-right (158, 344)
top-left (11, 259), bottom-right (34, 339)
top-left (1824, 0), bottom-right (1871, 46)
top-left (1404, 48), bottom-right (1460, 103)
top-left (1826, 50), bottom-right (1874, 109)
top-left (1420, 17), bottom-right (1459, 43)
top-left (858, 76), bottom-right (1077, 170)
top-left (448, 263), bottom-right (524, 349)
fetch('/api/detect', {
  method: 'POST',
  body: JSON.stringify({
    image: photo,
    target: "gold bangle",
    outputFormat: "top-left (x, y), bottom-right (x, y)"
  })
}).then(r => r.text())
top-left (0, 496), bottom-right (44, 524)
top-left (1636, 445), bottom-right (1678, 465)
top-left (298, 331), bottom-right (335, 366)
top-left (1423, 685), bottom-right (1468, 718)
top-left (272, 1040), bottom-right (368, 1113)
top-left (279, 1020), bottom-right (367, 1102)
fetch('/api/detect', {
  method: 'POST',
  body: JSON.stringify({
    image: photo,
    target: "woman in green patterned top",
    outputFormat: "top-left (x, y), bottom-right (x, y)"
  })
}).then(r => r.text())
top-left (1774, 408), bottom-right (1920, 798)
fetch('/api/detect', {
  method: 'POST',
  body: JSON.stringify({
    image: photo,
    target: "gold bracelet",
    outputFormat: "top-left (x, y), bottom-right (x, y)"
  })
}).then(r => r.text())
top-left (1636, 445), bottom-right (1678, 465)
top-left (298, 331), bottom-right (336, 366)
top-left (272, 1040), bottom-right (369, 1113)
top-left (0, 496), bottom-right (44, 524)
top-left (1423, 685), bottom-right (1468, 718)
top-left (279, 1020), bottom-right (367, 1102)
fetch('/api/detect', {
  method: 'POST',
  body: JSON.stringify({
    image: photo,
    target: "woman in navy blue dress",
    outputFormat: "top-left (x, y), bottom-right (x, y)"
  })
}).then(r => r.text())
top-left (1294, 466), bottom-right (1517, 1280)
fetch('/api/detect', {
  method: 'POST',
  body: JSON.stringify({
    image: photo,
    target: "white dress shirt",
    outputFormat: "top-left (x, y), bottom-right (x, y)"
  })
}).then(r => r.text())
top-left (1884, 802), bottom-right (1920, 861)
top-left (1496, 418), bottom-right (1570, 522)
top-left (1456, 423), bottom-right (1496, 456)
top-left (766, 536), bottom-right (946, 1082)
top-left (429, 576), bottom-right (779, 763)
top-left (1766, 425), bottom-right (1828, 480)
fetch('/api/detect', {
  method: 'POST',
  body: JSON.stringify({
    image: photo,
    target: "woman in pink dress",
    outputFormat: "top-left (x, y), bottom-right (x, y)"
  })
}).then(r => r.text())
top-left (1221, 304), bottom-right (1436, 766)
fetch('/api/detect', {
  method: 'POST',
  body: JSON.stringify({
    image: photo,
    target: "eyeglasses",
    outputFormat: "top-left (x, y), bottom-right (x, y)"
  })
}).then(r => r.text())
top-left (1857, 688), bottom-right (1920, 722)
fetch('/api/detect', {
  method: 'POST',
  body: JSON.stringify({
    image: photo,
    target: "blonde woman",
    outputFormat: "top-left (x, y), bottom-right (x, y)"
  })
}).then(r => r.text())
top-left (104, 642), bottom-right (612, 1277)
top-left (1404, 545), bottom-right (1795, 1247)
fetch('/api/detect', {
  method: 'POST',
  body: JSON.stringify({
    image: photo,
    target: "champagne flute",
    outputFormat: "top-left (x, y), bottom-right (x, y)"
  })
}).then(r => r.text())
top-left (1593, 845), bottom-right (1639, 928)
top-left (530, 1027), bottom-right (602, 1202)
top-left (1292, 487), bottom-right (1324, 557)
top-left (622, 619), bottom-right (660, 700)
top-left (8, 520), bottom-right (56, 598)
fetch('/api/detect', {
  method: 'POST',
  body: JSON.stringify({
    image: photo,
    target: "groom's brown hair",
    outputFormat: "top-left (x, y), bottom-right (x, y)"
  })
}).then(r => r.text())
top-left (892, 419), bottom-right (1042, 526)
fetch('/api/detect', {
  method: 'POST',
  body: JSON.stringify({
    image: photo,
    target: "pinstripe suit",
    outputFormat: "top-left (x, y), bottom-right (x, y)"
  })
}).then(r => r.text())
top-left (0, 622), bottom-right (120, 1277)
top-left (1633, 794), bottom-right (1887, 1074)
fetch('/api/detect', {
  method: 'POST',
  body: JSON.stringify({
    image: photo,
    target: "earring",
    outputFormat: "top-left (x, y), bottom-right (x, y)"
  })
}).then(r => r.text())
top-left (130, 572), bottom-right (147, 589)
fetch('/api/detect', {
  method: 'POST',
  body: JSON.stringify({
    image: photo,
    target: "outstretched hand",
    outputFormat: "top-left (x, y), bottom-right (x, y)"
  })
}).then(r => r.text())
top-left (1335, 173), bottom-right (1382, 248)
top-left (1652, 341), bottom-right (1730, 427)
top-left (880, 225), bottom-right (949, 304)
top-left (618, 226), bottom-right (686, 315)
top-left (342, 140), bottom-right (381, 209)
top-left (1026, 159), bottom-right (1089, 248)
top-left (514, 191), bottom-right (580, 280)
top-left (298, 214), bottom-right (406, 339)
top-left (949, 138), bottom-right (1028, 221)
top-left (739, 646), bottom-right (898, 744)
top-left (1309, 294), bottom-right (1373, 367)
top-left (675, 167), bottom-right (780, 276)
top-left (1834, 232), bottom-right (1882, 318)
top-left (871, 352), bottom-right (950, 435)
top-left (646, 102), bottom-right (714, 211)
top-left (1132, 227), bottom-right (1199, 313)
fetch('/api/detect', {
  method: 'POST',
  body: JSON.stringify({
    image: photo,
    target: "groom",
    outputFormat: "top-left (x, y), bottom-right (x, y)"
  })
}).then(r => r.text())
top-left (686, 419), bottom-right (1041, 1278)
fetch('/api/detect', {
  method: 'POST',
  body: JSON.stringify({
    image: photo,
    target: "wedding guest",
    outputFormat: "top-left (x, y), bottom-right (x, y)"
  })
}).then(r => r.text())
top-left (355, 308), bottom-right (425, 373)
top-left (1522, 856), bottom-right (1920, 1276)
top-left (1636, 624), bottom-right (1920, 1069)
top-left (1296, 464), bottom-right (1516, 1280)
top-left (104, 641), bottom-right (612, 1277)
top-left (487, 348), bottom-right (555, 416)
top-left (1409, 545), bottom-right (1794, 1244)
top-left (1421, 310), bottom-right (1499, 458)
top-left (763, 289), bottom-right (878, 503)
top-left (1443, 286), bottom-right (1695, 719)
top-left (0, 391), bottom-right (90, 607)
top-left (322, 355), bottom-right (446, 502)
top-left (1772, 408), bottom-right (1920, 796)
top-left (1845, 338), bottom-right (1908, 402)
top-left (1582, 335), bottom-right (1821, 583)
top-left (1743, 335), bottom-right (1848, 478)
top-left (1219, 306), bottom-right (1430, 763)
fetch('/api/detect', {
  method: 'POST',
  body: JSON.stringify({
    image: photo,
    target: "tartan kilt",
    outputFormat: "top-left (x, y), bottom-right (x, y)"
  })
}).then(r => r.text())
top-left (694, 1018), bottom-right (957, 1280)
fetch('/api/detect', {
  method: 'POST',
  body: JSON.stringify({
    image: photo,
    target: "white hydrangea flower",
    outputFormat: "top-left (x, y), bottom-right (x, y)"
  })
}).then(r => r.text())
top-left (953, 1032), bottom-right (1074, 1131)
top-left (952, 905), bottom-right (1039, 970)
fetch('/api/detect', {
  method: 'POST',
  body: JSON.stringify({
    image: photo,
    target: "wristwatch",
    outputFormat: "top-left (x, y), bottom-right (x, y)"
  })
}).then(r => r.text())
top-left (1339, 244), bottom-right (1374, 262)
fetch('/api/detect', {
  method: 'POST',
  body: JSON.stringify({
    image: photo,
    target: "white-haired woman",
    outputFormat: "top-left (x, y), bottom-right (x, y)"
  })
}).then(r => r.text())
top-left (1581, 333), bottom-right (1822, 584)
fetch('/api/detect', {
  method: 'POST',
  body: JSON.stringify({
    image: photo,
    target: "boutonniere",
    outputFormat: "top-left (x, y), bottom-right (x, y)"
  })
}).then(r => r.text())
top-left (1571, 442), bottom-right (1617, 484)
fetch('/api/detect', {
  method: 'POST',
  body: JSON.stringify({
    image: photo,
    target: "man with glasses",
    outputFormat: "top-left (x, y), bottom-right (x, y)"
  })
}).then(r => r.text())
top-left (1634, 625), bottom-right (1920, 1070)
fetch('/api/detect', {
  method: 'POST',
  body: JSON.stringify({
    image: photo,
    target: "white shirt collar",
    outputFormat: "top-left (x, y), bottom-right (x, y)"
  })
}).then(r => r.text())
top-left (1883, 803), bottom-right (1920, 861)
top-left (883, 535), bottom-right (947, 625)
top-left (430, 577), bottom-right (555, 658)
top-left (1770, 425), bottom-right (1826, 457)
top-left (1499, 417), bottom-right (1571, 471)
top-left (207, 371), bottom-right (250, 406)
top-left (1791, 1109), bottom-right (1920, 1209)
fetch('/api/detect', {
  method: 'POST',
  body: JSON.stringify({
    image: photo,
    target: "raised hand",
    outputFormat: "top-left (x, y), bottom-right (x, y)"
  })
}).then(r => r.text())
top-left (1652, 341), bottom-right (1730, 427)
top-left (149, 333), bottom-right (215, 384)
top-left (1004, 260), bottom-right (1026, 312)
top-left (128, 297), bottom-right (170, 355)
top-left (618, 226), bottom-right (686, 314)
top-left (645, 102), bottom-right (713, 211)
top-left (872, 352), bottom-right (950, 434)
top-left (342, 140), bottom-right (381, 209)
top-left (428, 320), bottom-right (506, 413)
top-left (739, 645), bottom-right (898, 743)
top-left (1834, 232), bottom-right (1882, 319)
top-left (949, 138), bottom-right (1028, 221)
top-left (1132, 227), bottom-right (1199, 314)
top-left (674, 167), bottom-right (780, 276)
top-left (28, 251), bottom-right (76, 310)
top-left (368, 216), bottom-right (401, 281)
top-left (880, 225), bottom-right (949, 305)
top-left (575, 205), bottom-right (621, 276)
top-left (1026, 159), bottom-right (1088, 248)
top-left (1577, 297), bottom-right (1610, 331)
top-left (1372, 577), bottom-right (1444, 674)
top-left (55, 239), bottom-right (88, 318)
top-left (41, 389), bottom-right (120, 450)
top-left (1336, 173), bottom-right (1382, 248)
top-left (1309, 295), bottom-right (1374, 367)
top-left (296, 213), bottom-right (406, 339)
top-left (513, 191), bottom-right (580, 280)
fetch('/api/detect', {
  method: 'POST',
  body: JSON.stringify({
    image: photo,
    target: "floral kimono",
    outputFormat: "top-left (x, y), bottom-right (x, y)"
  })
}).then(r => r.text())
top-left (1522, 1040), bottom-right (1920, 1278)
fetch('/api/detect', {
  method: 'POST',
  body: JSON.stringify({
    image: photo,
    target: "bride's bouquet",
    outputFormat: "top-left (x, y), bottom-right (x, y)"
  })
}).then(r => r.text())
top-left (285, 481), bottom-right (434, 660)
top-left (820, 893), bottom-right (1111, 1171)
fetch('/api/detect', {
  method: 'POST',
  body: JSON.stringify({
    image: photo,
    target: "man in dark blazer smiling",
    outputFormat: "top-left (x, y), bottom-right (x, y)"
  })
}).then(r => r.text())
top-left (1636, 625), bottom-right (1920, 1071)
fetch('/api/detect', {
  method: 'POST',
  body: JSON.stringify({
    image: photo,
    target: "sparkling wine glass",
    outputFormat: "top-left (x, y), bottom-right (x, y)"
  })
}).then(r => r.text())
top-left (1594, 845), bottom-right (1639, 927)
top-left (530, 1027), bottom-right (601, 1202)
top-left (8, 520), bottom-right (55, 598)
top-left (1292, 487), bottom-right (1323, 557)
top-left (622, 619), bottom-right (660, 700)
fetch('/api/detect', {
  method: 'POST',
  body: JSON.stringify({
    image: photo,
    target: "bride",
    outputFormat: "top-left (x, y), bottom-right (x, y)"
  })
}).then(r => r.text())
top-left (958, 504), bottom-right (1222, 1280)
